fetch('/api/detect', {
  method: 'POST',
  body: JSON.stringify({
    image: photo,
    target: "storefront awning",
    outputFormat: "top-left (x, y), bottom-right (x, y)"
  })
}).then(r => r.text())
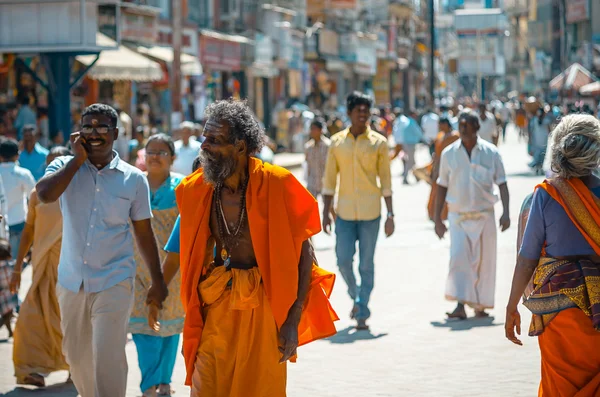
top-left (136, 46), bottom-right (203, 76)
top-left (76, 33), bottom-right (163, 82)
top-left (549, 62), bottom-right (596, 91)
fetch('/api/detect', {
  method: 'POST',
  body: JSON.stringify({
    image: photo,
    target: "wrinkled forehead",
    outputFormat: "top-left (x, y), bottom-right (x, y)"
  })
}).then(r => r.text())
top-left (203, 118), bottom-right (230, 137)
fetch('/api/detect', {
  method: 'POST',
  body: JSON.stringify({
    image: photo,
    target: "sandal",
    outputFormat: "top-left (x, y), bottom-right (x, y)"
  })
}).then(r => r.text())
top-left (21, 373), bottom-right (45, 387)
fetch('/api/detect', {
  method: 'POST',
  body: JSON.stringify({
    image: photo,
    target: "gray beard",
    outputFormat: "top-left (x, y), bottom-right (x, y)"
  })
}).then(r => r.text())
top-left (199, 151), bottom-right (236, 185)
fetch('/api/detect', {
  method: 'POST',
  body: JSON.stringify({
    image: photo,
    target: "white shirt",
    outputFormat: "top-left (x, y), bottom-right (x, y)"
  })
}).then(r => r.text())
top-left (0, 176), bottom-right (9, 239)
top-left (421, 112), bottom-right (440, 142)
top-left (0, 163), bottom-right (36, 226)
top-left (114, 112), bottom-right (133, 162)
top-left (477, 112), bottom-right (497, 143)
top-left (172, 138), bottom-right (202, 175)
top-left (437, 138), bottom-right (507, 213)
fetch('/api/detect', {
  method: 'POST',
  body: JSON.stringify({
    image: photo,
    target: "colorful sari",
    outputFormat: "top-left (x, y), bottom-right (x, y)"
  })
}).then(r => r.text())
top-left (521, 178), bottom-right (600, 397)
top-left (13, 194), bottom-right (68, 382)
top-left (426, 131), bottom-right (460, 220)
top-left (129, 173), bottom-right (185, 393)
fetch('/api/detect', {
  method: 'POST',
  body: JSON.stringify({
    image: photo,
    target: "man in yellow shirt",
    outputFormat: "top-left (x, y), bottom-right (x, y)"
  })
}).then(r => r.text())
top-left (322, 91), bottom-right (395, 330)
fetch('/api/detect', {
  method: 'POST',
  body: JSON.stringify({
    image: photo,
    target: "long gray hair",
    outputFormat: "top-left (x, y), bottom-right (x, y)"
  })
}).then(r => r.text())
top-left (550, 114), bottom-right (600, 179)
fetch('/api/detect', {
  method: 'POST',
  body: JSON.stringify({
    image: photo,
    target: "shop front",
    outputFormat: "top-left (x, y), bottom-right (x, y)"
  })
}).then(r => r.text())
top-left (340, 33), bottom-right (377, 97)
top-left (200, 29), bottom-right (251, 108)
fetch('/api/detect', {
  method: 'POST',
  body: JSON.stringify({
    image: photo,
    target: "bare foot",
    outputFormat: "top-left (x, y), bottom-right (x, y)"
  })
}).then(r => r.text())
top-left (474, 310), bottom-right (490, 318)
top-left (158, 384), bottom-right (172, 395)
top-left (142, 386), bottom-right (157, 397)
top-left (446, 306), bottom-right (467, 320)
top-left (21, 373), bottom-right (45, 387)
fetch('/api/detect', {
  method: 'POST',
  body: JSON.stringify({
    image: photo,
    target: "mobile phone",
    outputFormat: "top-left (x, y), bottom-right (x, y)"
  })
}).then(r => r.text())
top-left (80, 136), bottom-right (92, 153)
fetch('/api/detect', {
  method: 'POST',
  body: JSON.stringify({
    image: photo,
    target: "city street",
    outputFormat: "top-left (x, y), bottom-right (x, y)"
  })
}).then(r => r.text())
top-left (0, 127), bottom-right (544, 396)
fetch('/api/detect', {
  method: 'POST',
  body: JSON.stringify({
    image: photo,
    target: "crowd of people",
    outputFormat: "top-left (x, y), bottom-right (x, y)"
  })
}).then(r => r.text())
top-left (0, 89), bottom-right (599, 397)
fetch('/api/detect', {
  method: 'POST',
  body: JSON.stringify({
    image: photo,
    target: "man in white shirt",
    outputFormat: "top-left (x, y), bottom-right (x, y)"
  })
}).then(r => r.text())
top-left (433, 112), bottom-right (510, 320)
top-left (0, 139), bottom-right (36, 258)
top-left (172, 121), bottom-right (202, 175)
top-left (477, 104), bottom-right (498, 144)
top-left (420, 109), bottom-right (440, 155)
top-left (113, 105), bottom-right (133, 163)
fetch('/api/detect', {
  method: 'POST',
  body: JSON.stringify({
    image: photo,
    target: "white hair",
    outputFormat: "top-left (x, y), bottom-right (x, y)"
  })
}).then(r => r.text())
top-left (550, 114), bottom-right (600, 179)
top-left (179, 121), bottom-right (195, 130)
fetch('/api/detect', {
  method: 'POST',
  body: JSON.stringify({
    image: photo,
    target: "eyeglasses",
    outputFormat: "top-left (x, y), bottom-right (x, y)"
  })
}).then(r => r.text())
top-left (81, 126), bottom-right (112, 135)
top-left (145, 151), bottom-right (171, 157)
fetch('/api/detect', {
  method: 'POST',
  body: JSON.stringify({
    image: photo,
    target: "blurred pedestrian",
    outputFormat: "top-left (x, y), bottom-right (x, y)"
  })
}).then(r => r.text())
top-left (0, 239), bottom-right (16, 338)
top-left (129, 134), bottom-right (184, 397)
top-left (11, 146), bottom-right (71, 387)
top-left (154, 99), bottom-right (337, 395)
top-left (426, 118), bottom-right (460, 221)
top-left (529, 107), bottom-right (552, 175)
top-left (172, 121), bottom-right (201, 175)
top-left (392, 109), bottom-right (424, 185)
top-left (421, 108), bottom-right (440, 155)
top-left (506, 114), bottom-right (600, 395)
top-left (304, 119), bottom-right (330, 199)
top-left (322, 92), bottom-right (395, 330)
top-left (477, 104), bottom-right (498, 144)
top-left (434, 112), bottom-right (510, 319)
top-left (13, 96), bottom-right (36, 141)
top-left (0, 139), bottom-right (36, 259)
top-left (19, 124), bottom-right (48, 181)
top-left (35, 103), bottom-right (167, 397)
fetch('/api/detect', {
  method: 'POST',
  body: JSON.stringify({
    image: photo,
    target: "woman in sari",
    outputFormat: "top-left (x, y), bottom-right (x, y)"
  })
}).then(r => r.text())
top-left (129, 134), bottom-right (185, 397)
top-left (10, 146), bottom-right (71, 387)
top-left (426, 117), bottom-right (459, 221)
top-left (506, 114), bottom-right (600, 396)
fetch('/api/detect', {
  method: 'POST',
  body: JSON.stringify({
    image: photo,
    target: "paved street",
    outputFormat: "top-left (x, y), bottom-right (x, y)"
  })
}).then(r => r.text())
top-left (0, 127), bottom-right (543, 396)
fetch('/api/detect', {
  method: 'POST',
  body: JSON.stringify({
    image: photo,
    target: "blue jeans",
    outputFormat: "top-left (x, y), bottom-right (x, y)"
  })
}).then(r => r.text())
top-left (335, 216), bottom-right (380, 320)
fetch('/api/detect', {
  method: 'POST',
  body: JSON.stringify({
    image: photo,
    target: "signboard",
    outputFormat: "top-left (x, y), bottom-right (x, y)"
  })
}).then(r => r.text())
top-left (99, 4), bottom-right (118, 41)
top-left (200, 35), bottom-right (242, 71)
top-left (566, 0), bottom-right (589, 24)
top-left (331, 0), bottom-right (356, 9)
top-left (121, 7), bottom-right (158, 44)
top-left (318, 30), bottom-right (339, 57)
top-left (254, 34), bottom-right (274, 65)
top-left (157, 26), bottom-right (198, 56)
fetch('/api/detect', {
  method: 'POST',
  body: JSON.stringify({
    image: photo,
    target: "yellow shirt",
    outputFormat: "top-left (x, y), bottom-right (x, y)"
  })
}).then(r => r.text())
top-left (322, 127), bottom-right (393, 221)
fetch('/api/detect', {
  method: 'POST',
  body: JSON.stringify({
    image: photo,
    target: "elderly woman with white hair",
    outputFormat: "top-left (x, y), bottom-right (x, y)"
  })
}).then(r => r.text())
top-left (506, 114), bottom-right (600, 396)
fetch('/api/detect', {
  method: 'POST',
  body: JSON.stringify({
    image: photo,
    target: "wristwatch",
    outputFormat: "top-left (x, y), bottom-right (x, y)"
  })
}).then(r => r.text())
top-left (387, 212), bottom-right (394, 219)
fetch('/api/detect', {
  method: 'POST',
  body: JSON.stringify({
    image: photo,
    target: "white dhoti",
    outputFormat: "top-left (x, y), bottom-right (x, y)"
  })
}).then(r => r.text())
top-left (446, 210), bottom-right (497, 310)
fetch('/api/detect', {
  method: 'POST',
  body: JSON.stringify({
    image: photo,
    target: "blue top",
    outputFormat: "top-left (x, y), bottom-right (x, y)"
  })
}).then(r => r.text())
top-left (13, 106), bottom-right (36, 140)
top-left (19, 143), bottom-right (49, 181)
top-left (519, 186), bottom-right (600, 259)
top-left (164, 215), bottom-right (180, 253)
top-left (150, 173), bottom-right (184, 211)
top-left (392, 115), bottom-right (424, 145)
top-left (46, 152), bottom-right (152, 293)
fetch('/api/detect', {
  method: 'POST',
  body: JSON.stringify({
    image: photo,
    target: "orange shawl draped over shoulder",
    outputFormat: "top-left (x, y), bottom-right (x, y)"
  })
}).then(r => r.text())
top-left (528, 178), bottom-right (600, 397)
top-left (176, 157), bottom-right (339, 385)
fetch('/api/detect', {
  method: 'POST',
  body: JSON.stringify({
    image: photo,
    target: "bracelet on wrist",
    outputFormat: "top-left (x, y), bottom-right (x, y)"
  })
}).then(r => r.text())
top-left (386, 212), bottom-right (394, 219)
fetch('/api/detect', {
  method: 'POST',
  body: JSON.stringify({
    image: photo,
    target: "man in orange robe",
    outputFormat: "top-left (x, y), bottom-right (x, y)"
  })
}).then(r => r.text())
top-left (152, 99), bottom-right (338, 396)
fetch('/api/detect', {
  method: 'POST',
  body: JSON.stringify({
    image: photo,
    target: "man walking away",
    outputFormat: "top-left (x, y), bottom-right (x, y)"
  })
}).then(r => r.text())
top-left (477, 104), bottom-right (498, 144)
top-left (421, 109), bottom-right (440, 156)
top-left (434, 112), bottom-right (510, 319)
top-left (322, 91), bottom-right (395, 330)
top-left (0, 139), bottom-right (36, 259)
top-left (35, 103), bottom-right (168, 397)
top-left (304, 119), bottom-right (331, 199)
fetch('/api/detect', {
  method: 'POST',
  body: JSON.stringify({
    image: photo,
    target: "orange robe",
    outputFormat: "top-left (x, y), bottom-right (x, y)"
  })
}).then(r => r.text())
top-left (527, 178), bottom-right (600, 396)
top-left (176, 157), bottom-right (339, 392)
top-left (427, 131), bottom-right (460, 220)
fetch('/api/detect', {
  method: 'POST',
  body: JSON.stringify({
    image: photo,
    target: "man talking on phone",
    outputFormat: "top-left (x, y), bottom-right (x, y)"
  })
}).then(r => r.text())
top-left (35, 103), bottom-right (168, 397)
